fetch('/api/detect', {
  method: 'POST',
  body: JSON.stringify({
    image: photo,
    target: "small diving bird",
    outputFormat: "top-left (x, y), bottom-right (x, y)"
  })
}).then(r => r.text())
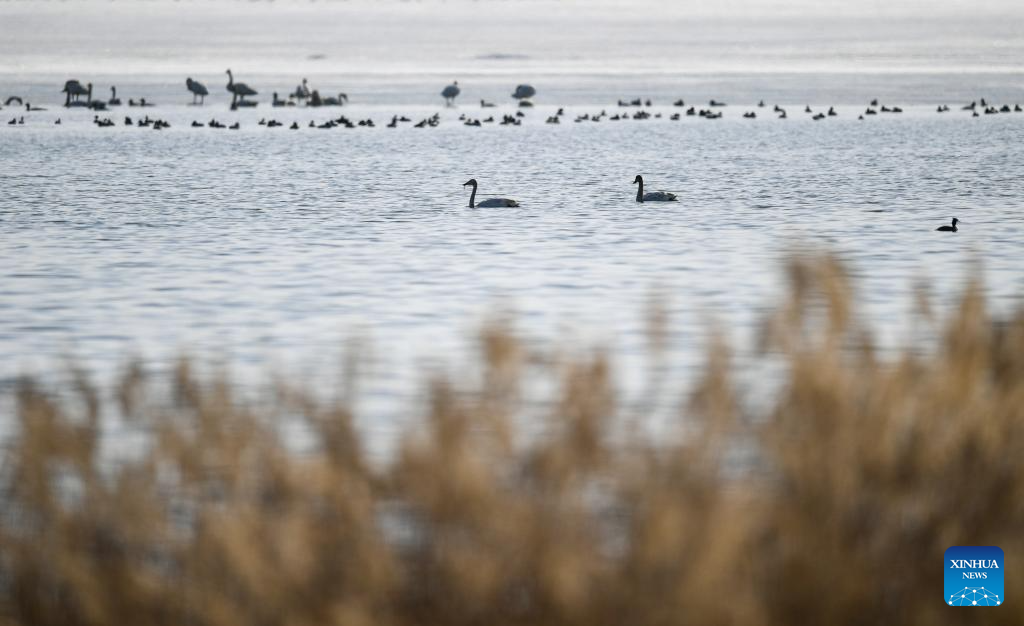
top-left (936, 217), bottom-right (960, 232)
top-left (463, 179), bottom-right (519, 208)
top-left (633, 175), bottom-right (677, 203)
top-left (442, 81), bottom-right (461, 106)
top-left (186, 77), bottom-right (209, 105)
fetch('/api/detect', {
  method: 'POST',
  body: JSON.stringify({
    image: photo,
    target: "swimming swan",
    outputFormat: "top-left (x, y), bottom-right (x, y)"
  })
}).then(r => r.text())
top-left (463, 179), bottom-right (519, 208)
top-left (633, 175), bottom-right (677, 202)
top-left (936, 217), bottom-right (959, 232)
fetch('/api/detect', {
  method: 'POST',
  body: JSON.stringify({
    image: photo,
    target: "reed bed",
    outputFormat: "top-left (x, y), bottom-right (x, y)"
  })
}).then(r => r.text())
top-left (2, 254), bottom-right (1022, 626)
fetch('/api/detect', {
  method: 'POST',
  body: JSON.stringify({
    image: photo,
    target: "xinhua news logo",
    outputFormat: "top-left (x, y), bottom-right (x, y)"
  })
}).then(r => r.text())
top-left (945, 546), bottom-right (1004, 606)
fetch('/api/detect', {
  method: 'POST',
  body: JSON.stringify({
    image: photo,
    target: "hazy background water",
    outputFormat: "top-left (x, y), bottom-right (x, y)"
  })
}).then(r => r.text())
top-left (1, 0), bottom-right (1023, 439)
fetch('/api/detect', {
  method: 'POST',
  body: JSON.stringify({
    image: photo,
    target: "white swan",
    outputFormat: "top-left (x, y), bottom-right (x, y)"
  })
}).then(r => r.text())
top-left (442, 81), bottom-right (460, 106)
top-left (633, 175), bottom-right (677, 203)
top-left (464, 179), bottom-right (519, 208)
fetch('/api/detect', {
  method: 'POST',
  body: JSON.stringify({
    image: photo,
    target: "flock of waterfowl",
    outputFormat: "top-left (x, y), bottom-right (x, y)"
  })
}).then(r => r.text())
top-left (3, 72), bottom-right (1023, 130)
top-left (464, 175), bottom-right (960, 232)
top-left (0, 74), bottom-right (999, 231)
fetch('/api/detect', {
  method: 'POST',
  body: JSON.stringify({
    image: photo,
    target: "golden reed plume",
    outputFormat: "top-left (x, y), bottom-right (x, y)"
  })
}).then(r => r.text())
top-left (2, 253), bottom-right (1022, 626)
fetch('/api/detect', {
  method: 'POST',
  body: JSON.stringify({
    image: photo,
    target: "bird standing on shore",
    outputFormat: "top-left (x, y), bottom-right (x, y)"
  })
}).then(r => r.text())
top-left (442, 81), bottom-right (460, 106)
top-left (62, 80), bottom-right (91, 107)
top-left (186, 78), bottom-right (209, 105)
top-left (225, 70), bottom-right (257, 108)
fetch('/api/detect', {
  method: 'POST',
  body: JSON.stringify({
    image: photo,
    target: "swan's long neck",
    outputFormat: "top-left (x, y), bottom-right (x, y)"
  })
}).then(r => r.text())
top-left (635, 179), bottom-right (644, 202)
top-left (227, 71), bottom-right (234, 89)
top-left (468, 182), bottom-right (477, 208)
top-left (111, 87), bottom-right (116, 97)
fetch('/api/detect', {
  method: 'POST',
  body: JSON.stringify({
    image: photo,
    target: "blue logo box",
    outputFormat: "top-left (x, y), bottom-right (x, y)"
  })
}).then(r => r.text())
top-left (945, 546), bottom-right (1004, 606)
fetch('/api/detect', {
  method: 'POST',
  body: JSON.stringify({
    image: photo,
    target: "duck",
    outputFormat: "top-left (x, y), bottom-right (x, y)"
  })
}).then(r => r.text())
top-left (463, 179), bottom-right (519, 208)
top-left (936, 218), bottom-right (959, 232)
top-left (633, 175), bottom-right (677, 203)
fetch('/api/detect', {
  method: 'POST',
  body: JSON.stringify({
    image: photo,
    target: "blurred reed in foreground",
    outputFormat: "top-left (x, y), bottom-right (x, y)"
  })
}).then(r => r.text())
top-left (2, 254), bottom-right (1023, 626)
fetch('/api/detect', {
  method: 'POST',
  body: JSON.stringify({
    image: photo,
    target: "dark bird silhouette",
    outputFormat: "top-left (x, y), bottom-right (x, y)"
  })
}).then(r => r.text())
top-left (225, 70), bottom-right (257, 109)
top-left (186, 77), bottom-right (209, 105)
top-left (633, 175), bottom-right (677, 203)
top-left (463, 179), bottom-right (519, 208)
top-left (62, 80), bottom-right (91, 107)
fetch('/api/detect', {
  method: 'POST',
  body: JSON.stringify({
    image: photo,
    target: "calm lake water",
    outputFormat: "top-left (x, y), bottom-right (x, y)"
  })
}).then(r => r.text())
top-left (1, 1), bottom-right (1023, 437)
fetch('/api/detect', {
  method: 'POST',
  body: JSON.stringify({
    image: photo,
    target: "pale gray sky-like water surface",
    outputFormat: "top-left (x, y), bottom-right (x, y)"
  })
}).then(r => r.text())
top-left (1, 0), bottom-right (1022, 446)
